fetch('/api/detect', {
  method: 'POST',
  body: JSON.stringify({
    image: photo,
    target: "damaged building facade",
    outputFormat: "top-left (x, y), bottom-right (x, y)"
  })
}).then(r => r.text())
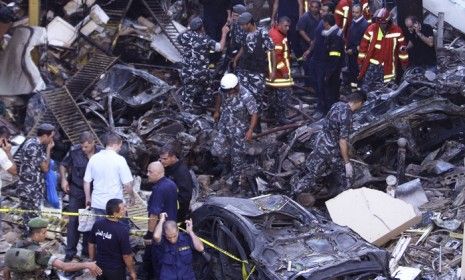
top-left (1, 0), bottom-right (465, 279)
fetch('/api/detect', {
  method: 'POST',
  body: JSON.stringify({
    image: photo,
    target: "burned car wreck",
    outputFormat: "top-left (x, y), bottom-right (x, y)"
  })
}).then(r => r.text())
top-left (191, 195), bottom-right (390, 280)
top-left (274, 77), bottom-right (465, 198)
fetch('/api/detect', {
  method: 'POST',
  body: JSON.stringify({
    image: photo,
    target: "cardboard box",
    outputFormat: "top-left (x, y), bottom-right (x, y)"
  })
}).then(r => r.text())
top-left (326, 187), bottom-right (421, 246)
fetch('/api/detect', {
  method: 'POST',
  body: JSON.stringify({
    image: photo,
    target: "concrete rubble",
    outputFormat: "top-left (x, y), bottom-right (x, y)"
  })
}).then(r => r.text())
top-left (1, 1), bottom-right (465, 279)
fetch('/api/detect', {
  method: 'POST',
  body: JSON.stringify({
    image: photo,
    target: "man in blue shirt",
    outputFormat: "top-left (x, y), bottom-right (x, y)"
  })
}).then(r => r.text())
top-left (307, 2), bottom-right (333, 118)
top-left (154, 213), bottom-right (204, 280)
top-left (143, 161), bottom-right (178, 279)
top-left (88, 199), bottom-right (136, 280)
top-left (297, 0), bottom-right (321, 86)
top-left (60, 131), bottom-right (103, 262)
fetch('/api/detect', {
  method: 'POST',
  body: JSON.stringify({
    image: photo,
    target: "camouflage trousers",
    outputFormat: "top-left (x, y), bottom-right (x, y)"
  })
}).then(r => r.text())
top-left (294, 150), bottom-right (347, 199)
top-left (268, 87), bottom-right (290, 121)
top-left (211, 130), bottom-right (247, 184)
top-left (361, 64), bottom-right (385, 93)
top-left (237, 70), bottom-right (265, 111)
top-left (17, 183), bottom-right (43, 228)
top-left (181, 70), bottom-right (213, 112)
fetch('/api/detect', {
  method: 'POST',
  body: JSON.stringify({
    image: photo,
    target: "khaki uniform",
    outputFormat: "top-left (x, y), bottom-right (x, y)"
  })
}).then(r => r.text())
top-left (8, 239), bottom-right (57, 280)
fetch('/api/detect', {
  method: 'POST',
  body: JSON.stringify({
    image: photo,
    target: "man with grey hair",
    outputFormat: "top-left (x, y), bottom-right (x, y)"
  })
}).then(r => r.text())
top-left (83, 132), bottom-right (134, 218)
top-left (60, 131), bottom-right (103, 262)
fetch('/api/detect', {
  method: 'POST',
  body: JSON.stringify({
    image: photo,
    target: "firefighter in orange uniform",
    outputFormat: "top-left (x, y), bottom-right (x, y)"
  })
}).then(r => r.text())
top-left (267, 16), bottom-right (294, 124)
top-left (335, 0), bottom-right (371, 39)
top-left (357, 8), bottom-right (409, 92)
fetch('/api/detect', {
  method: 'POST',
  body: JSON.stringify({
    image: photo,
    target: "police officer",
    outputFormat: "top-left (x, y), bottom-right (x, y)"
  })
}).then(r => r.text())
top-left (153, 213), bottom-right (204, 280)
top-left (233, 12), bottom-right (276, 125)
top-left (293, 91), bottom-right (367, 203)
top-left (16, 123), bottom-right (55, 228)
top-left (60, 132), bottom-right (103, 262)
top-left (221, 4), bottom-right (247, 73)
top-left (177, 17), bottom-right (229, 113)
top-left (3, 218), bottom-right (102, 280)
top-left (211, 73), bottom-right (258, 193)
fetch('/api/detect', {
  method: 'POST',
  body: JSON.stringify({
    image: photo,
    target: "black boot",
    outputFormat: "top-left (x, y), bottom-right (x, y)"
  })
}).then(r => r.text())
top-left (230, 180), bottom-right (241, 194)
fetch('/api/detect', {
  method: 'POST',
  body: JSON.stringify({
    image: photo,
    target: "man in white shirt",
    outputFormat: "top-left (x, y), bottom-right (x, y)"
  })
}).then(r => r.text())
top-left (0, 126), bottom-right (17, 234)
top-left (83, 132), bottom-right (134, 218)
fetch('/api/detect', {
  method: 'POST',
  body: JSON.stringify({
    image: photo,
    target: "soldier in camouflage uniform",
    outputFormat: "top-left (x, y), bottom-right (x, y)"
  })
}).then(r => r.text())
top-left (16, 124), bottom-right (55, 228)
top-left (211, 73), bottom-right (258, 193)
top-left (177, 17), bottom-right (229, 112)
top-left (221, 4), bottom-right (247, 73)
top-left (293, 91), bottom-right (367, 201)
top-left (233, 12), bottom-right (276, 115)
top-left (4, 218), bottom-right (102, 280)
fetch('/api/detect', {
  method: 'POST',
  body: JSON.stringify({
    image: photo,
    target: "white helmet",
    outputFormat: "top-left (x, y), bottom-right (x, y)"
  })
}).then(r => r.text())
top-left (220, 73), bottom-right (239, 90)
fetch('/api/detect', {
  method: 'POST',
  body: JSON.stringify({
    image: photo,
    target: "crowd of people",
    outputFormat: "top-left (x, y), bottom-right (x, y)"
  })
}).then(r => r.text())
top-left (0, 0), bottom-right (440, 279)
top-left (178, 0), bottom-right (437, 198)
top-left (2, 129), bottom-right (199, 279)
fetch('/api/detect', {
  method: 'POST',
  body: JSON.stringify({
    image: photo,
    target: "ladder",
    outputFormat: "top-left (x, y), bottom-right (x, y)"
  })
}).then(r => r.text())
top-left (66, 53), bottom-right (118, 99)
top-left (41, 87), bottom-right (101, 146)
top-left (141, 0), bottom-right (183, 52)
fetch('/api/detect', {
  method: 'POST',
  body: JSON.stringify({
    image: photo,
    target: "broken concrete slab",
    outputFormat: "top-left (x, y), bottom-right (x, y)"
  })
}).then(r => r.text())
top-left (326, 187), bottom-right (421, 246)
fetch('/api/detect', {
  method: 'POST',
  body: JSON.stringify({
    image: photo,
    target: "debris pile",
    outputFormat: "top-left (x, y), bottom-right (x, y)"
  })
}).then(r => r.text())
top-left (1, 1), bottom-right (465, 279)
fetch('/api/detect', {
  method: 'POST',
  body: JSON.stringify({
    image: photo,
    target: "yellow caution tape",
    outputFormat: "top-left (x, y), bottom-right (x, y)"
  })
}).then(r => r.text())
top-left (0, 208), bottom-right (155, 220)
top-left (178, 227), bottom-right (256, 280)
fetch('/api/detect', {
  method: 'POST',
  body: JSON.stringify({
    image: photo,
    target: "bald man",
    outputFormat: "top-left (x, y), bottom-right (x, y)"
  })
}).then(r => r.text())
top-left (154, 213), bottom-right (204, 280)
top-left (143, 161), bottom-right (178, 279)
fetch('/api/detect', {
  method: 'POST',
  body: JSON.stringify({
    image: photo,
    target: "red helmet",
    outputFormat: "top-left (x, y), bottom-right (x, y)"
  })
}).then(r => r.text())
top-left (373, 8), bottom-right (391, 24)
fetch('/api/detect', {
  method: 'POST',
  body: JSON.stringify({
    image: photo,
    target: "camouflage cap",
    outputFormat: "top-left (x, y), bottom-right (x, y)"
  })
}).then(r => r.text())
top-left (27, 218), bottom-right (48, 229)
top-left (37, 123), bottom-right (55, 132)
top-left (189, 17), bottom-right (203, 31)
top-left (237, 12), bottom-right (253, 25)
top-left (232, 4), bottom-right (246, 15)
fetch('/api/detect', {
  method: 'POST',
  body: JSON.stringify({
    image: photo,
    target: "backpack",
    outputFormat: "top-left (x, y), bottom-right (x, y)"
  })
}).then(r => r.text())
top-left (4, 248), bottom-right (40, 272)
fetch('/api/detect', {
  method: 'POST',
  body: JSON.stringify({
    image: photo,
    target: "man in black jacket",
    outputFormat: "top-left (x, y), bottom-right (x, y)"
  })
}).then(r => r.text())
top-left (345, 4), bottom-right (368, 90)
top-left (322, 14), bottom-right (344, 114)
top-left (159, 145), bottom-right (194, 222)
